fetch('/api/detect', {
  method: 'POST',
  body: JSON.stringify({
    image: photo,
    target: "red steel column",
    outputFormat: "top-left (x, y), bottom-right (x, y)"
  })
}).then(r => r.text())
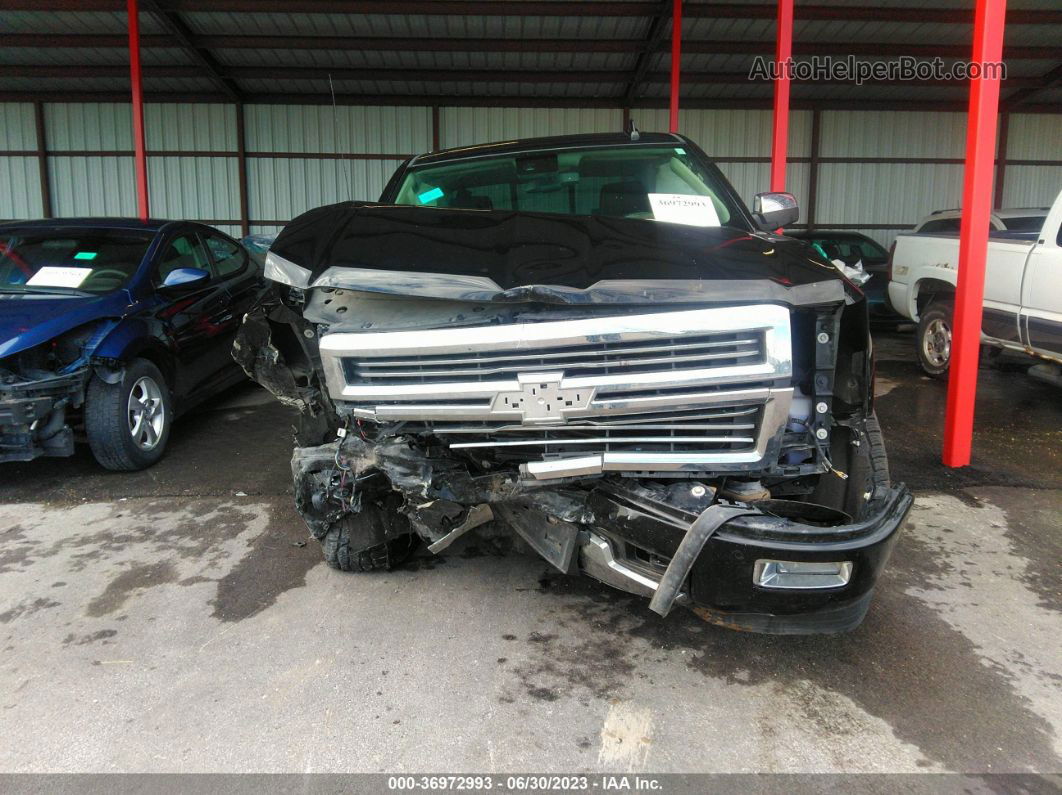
top-left (127, 0), bottom-right (149, 221)
top-left (943, 0), bottom-right (1008, 468)
top-left (669, 0), bottom-right (681, 133)
top-left (769, 0), bottom-right (793, 191)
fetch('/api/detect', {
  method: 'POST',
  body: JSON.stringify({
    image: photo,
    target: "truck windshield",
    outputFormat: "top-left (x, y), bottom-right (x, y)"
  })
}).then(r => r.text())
top-left (392, 145), bottom-right (750, 230)
top-left (0, 229), bottom-right (154, 295)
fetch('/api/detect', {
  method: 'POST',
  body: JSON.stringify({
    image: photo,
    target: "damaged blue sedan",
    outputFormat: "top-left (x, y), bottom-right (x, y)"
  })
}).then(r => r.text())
top-left (0, 218), bottom-right (264, 470)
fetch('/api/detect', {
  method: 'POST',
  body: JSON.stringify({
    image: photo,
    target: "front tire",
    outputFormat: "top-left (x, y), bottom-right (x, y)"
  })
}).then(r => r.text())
top-left (85, 358), bottom-right (172, 471)
top-left (811, 411), bottom-right (890, 521)
top-left (917, 298), bottom-right (953, 378)
top-left (320, 494), bottom-right (419, 572)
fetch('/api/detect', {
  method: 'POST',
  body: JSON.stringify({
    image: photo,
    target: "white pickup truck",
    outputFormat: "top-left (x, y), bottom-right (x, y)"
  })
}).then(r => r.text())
top-left (888, 189), bottom-right (1062, 378)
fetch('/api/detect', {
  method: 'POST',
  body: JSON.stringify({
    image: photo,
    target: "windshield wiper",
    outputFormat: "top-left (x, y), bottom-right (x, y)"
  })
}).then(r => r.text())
top-left (0, 286), bottom-right (94, 297)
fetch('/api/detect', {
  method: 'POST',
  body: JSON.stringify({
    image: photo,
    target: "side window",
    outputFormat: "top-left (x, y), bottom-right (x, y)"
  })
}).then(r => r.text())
top-left (918, 219), bottom-right (960, 235)
top-left (205, 233), bottom-right (247, 279)
top-left (156, 233), bottom-right (210, 285)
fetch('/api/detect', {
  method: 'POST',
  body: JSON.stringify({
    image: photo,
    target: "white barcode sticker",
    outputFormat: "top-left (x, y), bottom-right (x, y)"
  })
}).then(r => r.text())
top-left (26, 266), bottom-right (93, 288)
top-left (648, 193), bottom-right (721, 227)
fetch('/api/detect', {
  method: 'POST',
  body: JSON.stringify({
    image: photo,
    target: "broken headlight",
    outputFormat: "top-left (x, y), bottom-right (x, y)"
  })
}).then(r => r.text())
top-left (0, 323), bottom-right (98, 383)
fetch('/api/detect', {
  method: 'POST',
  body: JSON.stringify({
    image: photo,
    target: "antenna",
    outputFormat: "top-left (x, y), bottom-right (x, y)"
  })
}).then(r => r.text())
top-left (625, 117), bottom-right (640, 141)
top-left (329, 74), bottom-right (354, 202)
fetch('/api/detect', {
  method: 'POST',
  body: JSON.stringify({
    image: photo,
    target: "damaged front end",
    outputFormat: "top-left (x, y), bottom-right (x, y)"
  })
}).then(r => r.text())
top-left (238, 265), bottom-right (912, 634)
top-left (0, 324), bottom-right (108, 463)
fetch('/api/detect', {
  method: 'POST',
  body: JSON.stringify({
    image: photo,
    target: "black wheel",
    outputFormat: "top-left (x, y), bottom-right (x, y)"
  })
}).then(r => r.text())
top-left (917, 297), bottom-right (953, 378)
top-left (321, 499), bottom-right (418, 572)
top-left (85, 358), bottom-right (172, 471)
top-left (811, 411), bottom-right (891, 521)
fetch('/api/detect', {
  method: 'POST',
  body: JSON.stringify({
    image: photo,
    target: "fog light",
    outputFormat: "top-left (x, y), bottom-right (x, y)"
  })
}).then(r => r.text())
top-left (754, 559), bottom-right (852, 590)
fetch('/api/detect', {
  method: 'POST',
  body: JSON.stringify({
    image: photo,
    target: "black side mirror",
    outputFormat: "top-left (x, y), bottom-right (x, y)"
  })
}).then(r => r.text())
top-left (159, 267), bottom-right (209, 291)
top-left (753, 192), bottom-right (799, 231)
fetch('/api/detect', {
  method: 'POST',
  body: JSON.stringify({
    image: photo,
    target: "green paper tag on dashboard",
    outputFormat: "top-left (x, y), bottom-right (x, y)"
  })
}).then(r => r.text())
top-left (417, 187), bottom-right (444, 204)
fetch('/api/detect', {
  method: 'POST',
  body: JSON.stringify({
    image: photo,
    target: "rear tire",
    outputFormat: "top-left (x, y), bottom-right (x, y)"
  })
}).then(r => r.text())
top-left (917, 298), bottom-right (953, 378)
top-left (85, 358), bottom-right (172, 471)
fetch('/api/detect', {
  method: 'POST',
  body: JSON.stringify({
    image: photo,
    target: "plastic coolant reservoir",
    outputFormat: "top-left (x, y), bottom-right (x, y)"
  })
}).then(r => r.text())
top-left (788, 393), bottom-right (811, 424)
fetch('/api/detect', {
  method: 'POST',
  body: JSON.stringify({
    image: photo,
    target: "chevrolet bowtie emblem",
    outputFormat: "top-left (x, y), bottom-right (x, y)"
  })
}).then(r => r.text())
top-left (490, 373), bottom-right (595, 424)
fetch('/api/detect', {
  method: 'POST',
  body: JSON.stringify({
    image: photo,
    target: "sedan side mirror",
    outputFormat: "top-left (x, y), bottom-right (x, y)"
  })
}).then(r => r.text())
top-left (753, 192), bottom-right (799, 231)
top-left (160, 267), bottom-right (209, 291)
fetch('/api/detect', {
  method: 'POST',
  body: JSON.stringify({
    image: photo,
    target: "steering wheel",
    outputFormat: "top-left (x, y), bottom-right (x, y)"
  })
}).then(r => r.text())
top-left (81, 268), bottom-right (128, 287)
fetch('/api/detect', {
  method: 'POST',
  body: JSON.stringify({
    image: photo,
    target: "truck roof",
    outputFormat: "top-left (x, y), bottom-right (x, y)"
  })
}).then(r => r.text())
top-left (927, 207), bottom-right (1049, 218)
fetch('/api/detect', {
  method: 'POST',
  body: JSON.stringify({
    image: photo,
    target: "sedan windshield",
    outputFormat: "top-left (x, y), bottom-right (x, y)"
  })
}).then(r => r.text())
top-left (805, 235), bottom-right (888, 262)
top-left (0, 229), bottom-right (154, 295)
top-left (393, 145), bottom-right (749, 230)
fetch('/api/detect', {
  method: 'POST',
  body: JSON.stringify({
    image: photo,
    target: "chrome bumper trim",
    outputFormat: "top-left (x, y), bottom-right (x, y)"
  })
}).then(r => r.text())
top-left (580, 532), bottom-right (662, 599)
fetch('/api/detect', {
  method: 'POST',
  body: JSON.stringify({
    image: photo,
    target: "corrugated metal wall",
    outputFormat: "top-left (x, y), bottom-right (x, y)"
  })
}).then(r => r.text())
top-left (39, 103), bottom-right (243, 236)
top-left (45, 103), bottom-right (136, 219)
top-left (0, 103), bottom-right (43, 219)
top-left (817, 111), bottom-right (971, 248)
top-left (1001, 114), bottom-right (1062, 209)
top-left (245, 105), bottom-right (428, 235)
top-left (0, 101), bottom-right (1059, 250)
top-left (147, 104), bottom-right (240, 238)
top-left (439, 107), bottom-right (622, 149)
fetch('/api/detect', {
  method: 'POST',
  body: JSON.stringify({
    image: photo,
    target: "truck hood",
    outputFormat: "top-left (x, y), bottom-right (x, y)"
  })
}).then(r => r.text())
top-left (268, 203), bottom-right (851, 307)
top-left (0, 291), bottom-right (127, 359)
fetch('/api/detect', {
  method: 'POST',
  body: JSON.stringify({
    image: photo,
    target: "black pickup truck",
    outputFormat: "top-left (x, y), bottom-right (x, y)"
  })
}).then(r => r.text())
top-left (237, 132), bottom-right (912, 634)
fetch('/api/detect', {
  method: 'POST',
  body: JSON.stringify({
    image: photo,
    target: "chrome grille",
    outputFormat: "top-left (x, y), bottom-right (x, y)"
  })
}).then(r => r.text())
top-left (345, 332), bottom-right (763, 384)
top-left (442, 404), bottom-right (761, 455)
top-left (319, 305), bottom-right (793, 479)
top-left (432, 405), bottom-right (759, 434)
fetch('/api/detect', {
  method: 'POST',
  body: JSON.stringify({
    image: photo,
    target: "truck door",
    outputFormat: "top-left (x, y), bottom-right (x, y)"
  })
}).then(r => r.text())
top-left (1019, 212), bottom-right (1062, 358)
top-left (981, 238), bottom-right (1028, 344)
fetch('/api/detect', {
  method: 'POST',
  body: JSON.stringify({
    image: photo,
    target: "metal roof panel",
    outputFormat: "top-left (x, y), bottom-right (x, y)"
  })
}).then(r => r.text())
top-left (182, 12), bottom-right (650, 40)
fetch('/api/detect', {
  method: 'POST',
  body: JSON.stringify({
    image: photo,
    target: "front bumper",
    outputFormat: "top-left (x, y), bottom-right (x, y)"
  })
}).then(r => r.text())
top-left (0, 369), bottom-right (87, 463)
top-left (584, 484), bottom-right (913, 634)
top-left (887, 281), bottom-right (913, 322)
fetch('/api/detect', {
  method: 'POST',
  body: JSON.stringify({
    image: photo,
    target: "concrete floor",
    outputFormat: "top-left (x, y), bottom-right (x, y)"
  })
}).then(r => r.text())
top-left (0, 331), bottom-right (1059, 774)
